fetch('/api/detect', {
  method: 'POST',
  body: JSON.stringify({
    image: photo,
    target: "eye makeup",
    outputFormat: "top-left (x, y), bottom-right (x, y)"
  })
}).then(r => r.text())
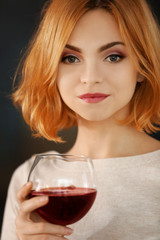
top-left (61, 54), bottom-right (80, 64)
top-left (105, 52), bottom-right (125, 63)
top-left (61, 44), bottom-right (127, 64)
top-left (61, 47), bottom-right (82, 64)
top-left (103, 47), bottom-right (126, 63)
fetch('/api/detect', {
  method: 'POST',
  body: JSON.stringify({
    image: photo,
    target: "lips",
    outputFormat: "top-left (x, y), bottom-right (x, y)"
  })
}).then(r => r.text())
top-left (78, 93), bottom-right (109, 103)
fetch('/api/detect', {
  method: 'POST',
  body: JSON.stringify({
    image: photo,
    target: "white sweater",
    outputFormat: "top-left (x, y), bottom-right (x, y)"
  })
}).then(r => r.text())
top-left (1, 150), bottom-right (160, 240)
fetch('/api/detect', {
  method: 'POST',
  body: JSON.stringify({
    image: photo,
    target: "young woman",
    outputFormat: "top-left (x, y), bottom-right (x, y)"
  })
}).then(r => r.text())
top-left (2, 0), bottom-right (160, 239)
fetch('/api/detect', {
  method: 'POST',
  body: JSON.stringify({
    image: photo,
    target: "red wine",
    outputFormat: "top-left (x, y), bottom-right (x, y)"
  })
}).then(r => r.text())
top-left (30, 186), bottom-right (97, 225)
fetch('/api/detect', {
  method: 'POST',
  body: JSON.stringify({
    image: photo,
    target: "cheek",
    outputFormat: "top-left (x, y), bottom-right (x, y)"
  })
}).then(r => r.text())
top-left (57, 66), bottom-right (77, 88)
top-left (112, 65), bottom-right (138, 90)
top-left (57, 70), bottom-right (81, 105)
top-left (57, 72), bottom-right (69, 95)
top-left (57, 80), bottom-right (75, 103)
top-left (57, 76), bottom-right (75, 105)
top-left (109, 70), bottom-right (138, 105)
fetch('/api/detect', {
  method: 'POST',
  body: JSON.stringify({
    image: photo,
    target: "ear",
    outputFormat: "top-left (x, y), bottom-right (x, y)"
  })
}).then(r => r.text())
top-left (137, 73), bottom-right (144, 83)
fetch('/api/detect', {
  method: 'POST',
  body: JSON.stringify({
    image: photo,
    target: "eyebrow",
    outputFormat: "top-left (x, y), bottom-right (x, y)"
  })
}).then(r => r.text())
top-left (65, 41), bottom-right (124, 53)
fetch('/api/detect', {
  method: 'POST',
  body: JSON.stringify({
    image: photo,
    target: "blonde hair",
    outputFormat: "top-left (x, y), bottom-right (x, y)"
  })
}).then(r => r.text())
top-left (13, 0), bottom-right (160, 141)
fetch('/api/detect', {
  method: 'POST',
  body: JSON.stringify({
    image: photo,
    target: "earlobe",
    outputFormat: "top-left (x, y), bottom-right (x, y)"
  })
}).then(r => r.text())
top-left (137, 73), bottom-right (144, 83)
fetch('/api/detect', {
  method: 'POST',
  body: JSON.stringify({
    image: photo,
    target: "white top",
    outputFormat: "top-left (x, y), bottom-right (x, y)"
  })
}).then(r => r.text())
top-left (1, 150), bottom-right (160, 240)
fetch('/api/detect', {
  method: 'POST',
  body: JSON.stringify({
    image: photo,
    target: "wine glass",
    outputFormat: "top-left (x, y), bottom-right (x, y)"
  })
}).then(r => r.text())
top-left (28, 153), bottom-right (97, 225)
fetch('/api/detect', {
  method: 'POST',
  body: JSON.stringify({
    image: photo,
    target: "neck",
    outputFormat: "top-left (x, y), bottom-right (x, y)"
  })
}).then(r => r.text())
top-left (68, 118), bottom-right (141, 159)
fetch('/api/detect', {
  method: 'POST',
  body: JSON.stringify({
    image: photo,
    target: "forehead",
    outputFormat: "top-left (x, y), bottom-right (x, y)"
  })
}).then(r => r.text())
top-left (67, 9), bottom-right (123, 47)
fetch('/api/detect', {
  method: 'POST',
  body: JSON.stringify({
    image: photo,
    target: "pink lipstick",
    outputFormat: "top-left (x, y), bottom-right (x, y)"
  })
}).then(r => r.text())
top-left (78, 93), bottom-right (109, 103)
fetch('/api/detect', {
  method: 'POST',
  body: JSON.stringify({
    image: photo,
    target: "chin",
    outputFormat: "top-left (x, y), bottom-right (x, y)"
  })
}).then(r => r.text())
top-left (77, 113), bottom-right (110, 122)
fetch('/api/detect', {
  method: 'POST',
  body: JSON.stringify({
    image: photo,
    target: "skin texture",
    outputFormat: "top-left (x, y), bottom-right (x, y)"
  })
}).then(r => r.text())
top-left (57, 9), bottom-right (160, 159)
top-left (57, 10), bottom-right (139, 123)
top-left (16, 9), bottom-right (160, 239)
top-left (15, 182), bottom-right (73, 239)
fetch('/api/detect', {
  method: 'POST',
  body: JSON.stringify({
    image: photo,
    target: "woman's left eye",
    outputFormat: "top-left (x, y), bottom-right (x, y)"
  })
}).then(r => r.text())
top-left (61, 55), bottom-right (80, 64)
top-left (105, 54), bottom-right (124, 63)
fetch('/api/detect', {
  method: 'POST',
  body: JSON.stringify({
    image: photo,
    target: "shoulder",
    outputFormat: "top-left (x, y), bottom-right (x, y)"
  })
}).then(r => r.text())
top-left (142, 134), bottom-right (160, 152)
top-left (131, 131), bottom-right (160, 156)
top-left (122, 129), bottom-right (160, 157)
top-left (8, 154), bottom-right (36, 194)
top-left (9, 150), bottom-right (59, 192)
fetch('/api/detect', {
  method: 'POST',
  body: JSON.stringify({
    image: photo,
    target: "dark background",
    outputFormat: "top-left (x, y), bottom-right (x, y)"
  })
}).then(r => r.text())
top-left (0, 0), bottom-right (160, 233)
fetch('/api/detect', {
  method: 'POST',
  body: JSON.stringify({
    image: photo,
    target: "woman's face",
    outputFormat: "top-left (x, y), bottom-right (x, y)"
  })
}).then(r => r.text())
top-left (57, 9), bottom-right (139, 122)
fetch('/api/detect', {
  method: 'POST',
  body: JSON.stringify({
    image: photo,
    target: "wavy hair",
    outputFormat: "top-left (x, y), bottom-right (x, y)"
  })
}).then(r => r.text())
top-left (13, 0), bottom-right (160, 141)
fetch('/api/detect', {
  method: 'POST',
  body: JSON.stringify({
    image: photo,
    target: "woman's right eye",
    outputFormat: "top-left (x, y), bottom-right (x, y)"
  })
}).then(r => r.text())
top-left (61, 55), bottom-right (80, 64)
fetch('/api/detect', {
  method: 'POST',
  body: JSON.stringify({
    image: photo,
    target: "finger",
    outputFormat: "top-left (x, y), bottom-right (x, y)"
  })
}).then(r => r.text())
top-left (16, 221), bottom-right (73, 236)
top-left (17, 182), bottom-right (33, 203)
top-left (21, 235), bottom-right (69, 240)
top-left (25, 235), bottom-right (69, 240)
top-left (36, 236), bottom-right (69, 240)
top-left (19, 195), bottom-right (49, 219)
top-left (16, 229), bottom-right (69, 240)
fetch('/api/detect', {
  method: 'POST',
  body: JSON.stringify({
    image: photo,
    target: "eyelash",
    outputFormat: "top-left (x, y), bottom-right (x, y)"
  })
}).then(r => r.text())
top-left (61, 55), bottom-right (80, 64)
top-left (61, 53), bottom-right (124, 64)
top-left (105, 54), bottom-right (124, 63)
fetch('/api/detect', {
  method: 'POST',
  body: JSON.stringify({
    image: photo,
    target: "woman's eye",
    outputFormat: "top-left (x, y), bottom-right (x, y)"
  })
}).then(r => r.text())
top-left (61, 55), bottom-right (80, 64)
top-left (105, 54), bottom-right (124, 63)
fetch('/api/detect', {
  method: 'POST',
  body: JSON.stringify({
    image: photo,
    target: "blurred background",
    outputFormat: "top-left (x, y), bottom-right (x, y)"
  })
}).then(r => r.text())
top-left (0, 0), bottom-right (160, 233)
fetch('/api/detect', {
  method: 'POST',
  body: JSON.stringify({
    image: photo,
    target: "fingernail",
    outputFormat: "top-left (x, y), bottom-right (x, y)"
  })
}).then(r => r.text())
top-left (26, 182), bottom-right (32, 187)
top-left (66, 227), bottom-right (73, 235)
top-left (40, 196), bottom-right (48, 202)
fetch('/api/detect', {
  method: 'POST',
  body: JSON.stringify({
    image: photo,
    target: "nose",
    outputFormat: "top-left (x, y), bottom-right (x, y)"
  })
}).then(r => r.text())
top-left (80, 62), bottom-right (102, 85)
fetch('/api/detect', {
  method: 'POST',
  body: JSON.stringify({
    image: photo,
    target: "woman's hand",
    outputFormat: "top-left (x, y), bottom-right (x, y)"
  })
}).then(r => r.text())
top-left (15, 182), bottom-right (73, 240)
